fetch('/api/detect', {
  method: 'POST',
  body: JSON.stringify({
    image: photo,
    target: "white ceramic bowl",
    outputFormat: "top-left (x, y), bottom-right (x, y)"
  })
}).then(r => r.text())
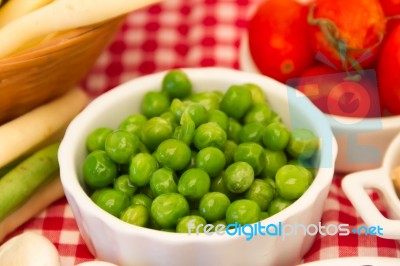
top-left (342, 132), bottom-right (400, 240)
top-left (239, 33), bottom-right (400, 173)
top-left (59, 67), bottom-right (337, 266)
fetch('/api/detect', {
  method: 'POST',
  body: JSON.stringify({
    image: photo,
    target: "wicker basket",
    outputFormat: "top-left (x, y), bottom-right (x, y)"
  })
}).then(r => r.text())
top-left (0, 16), bottom-right (125, 124)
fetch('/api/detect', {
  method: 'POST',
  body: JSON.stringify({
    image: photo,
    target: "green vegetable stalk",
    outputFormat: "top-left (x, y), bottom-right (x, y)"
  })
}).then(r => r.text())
top-left (0, 142), bottom-right (60, 221)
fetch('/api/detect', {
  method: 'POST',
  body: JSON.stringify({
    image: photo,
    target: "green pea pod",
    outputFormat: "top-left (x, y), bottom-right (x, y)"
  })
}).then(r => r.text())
top-left (0, 142), bottom-right (60, 221)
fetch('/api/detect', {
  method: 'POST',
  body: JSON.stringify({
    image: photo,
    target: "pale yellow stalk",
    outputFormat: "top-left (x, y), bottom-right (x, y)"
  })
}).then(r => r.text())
top-left (0, 0), bottom-right (53, 28)
top-left (0, 87), bottom-right (89, 169)
top-left (0, 0), bottom-right (163, 58)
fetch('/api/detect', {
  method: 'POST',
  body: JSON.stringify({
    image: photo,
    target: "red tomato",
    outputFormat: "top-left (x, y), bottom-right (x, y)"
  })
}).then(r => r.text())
top-left (379, 0), bottom-right (400, 32)
top-left (379, 0), bottom-right (400, 16)
top-left (309, 0), bottom-right (386, 71)
top-left (247, 0), bottom-right (314, 83)
top-left (291, 64), bottom-right (381, 117)
top-left (377, 24), bottom-right (400, 115)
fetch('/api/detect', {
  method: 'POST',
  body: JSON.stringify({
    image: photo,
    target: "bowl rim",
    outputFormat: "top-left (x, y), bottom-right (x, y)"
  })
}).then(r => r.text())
top-left (238, 32), bottom-right (400, 127)
top-left (59, 67), bottom-right (337, 242)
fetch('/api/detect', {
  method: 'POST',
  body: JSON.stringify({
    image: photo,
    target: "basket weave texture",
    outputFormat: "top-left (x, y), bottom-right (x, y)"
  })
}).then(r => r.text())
top-left (0, 16), bottom-right (125, 124)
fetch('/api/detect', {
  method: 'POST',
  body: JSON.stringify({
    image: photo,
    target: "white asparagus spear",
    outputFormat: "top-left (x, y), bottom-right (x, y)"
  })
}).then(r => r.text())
top-left (0, 0), bottom-right (162, 58)
top-left (0, 87), bottom-right (89, 169)
top-left (0, 0), bottom-right (53, 27)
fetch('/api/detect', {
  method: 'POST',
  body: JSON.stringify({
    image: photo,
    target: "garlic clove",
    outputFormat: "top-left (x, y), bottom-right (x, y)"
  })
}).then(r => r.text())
top-left (0, 231), bottom-right (60, 266)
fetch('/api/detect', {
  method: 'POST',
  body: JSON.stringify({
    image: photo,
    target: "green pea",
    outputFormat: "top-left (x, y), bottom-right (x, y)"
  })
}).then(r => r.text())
top-left (223, 162), bottom-right (254, 193)
top-left (226, 199), bottom-right (261, 225)
top-left (275, 165), bottom-right (312, 200)
top-left (196, 147), bottom-right (226, 178)
top-left (155, 139), bottom-right (191, 171)
top-left (208, 109), bottom-right (229, 132)
top-left (118, 114), bottom-right (147, 136)
top-left (83, 71), bottom-right (322, 233)
top-left (149, 216), bottom-right (162, 230)
top-left (114, 174), bottom-right (137, 197)
top-left (160, 111), bottom-right (178, 130)
top-left (131, 193), bottom-right (153, 209)
top-left (288, 159), bottom-right (317, 178)
top-left (162, 69), bottom-right (192, 99)
top-left (170, 99), bottom-right (189, 121)
top-left (193, 122), bottom-right (227, 150)
top-left (120, 205), bottom-right (149, 227)
top-left (262, 122), bottom-right (290, 151)
top-left (260, 149), bottom-right (287, 180)
top-left (186, 150), bottom-right (197, 169)
top-left (173, 111), bottom-right (195, 146)
top-left (83, 150), bottom-right (117, 189)
top-left (244, 103), bottom-right (272, 124)
top-left (185, 103), bottom-right (208, 127)
top-left (238, 122), bottom-right (265, 144)
top-left (150, 168), bottom-right (178, 197)
top-left (199, 192), bottom-right (231, 222)
top-left (260, 211), bottom-right (269, 220)
top-left (227, 118), bottom-right (242, 143)
top-left (141, 91), bottom-right (170, 118)
top-left (86, 127), bottom-right (112, 152)
top-left (92, 188), bottom-right (129, 217)
top-left (211, 219), bottom-right (227, 232)
top-left (90, 188), bottom-right (107, 203)
top-left (270, 111), bottom-right (281, 123)
top-left (220, 85), bottom-right (253, 120)
top-left (264, 178), bottom-right (276, 192)
top-left (176, 215), bottom-right (207, 233)
top-left (210, 174), bottom-right (237, 201)
top-left (244, 179), bottom-right (274, 211)
top-left (129, 153), bottom-right (158, 187)
top-left (139, 185), bottom-right (155, 199)
top-left (286, 128), bottom-right (319, 159)
top-left (268, 197), bottom-right (293, 216)
top-left (178, 168), bottom-right (210, 200)
top-left (140, 117), bottom-right (173, 151)
top-left (105, 130), bottom-right (140, 164)
top-left (186, 91), bottom-right (221, 111)
top-left (212, 90), bottom-right (224, 102)
top-left (233, 142), bottom-right (265, 175)
top-left (244, 83), bottom-right (266, 104)
top-left (150, 193), bottom-right (190, 228)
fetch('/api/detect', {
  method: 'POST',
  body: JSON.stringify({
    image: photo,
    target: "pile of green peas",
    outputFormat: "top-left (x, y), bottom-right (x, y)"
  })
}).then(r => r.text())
top-left (82, 69), bottom-right (319, 233)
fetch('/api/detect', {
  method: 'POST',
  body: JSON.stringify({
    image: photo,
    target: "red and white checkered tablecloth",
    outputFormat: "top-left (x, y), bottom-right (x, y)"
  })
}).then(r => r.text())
top-left (7, 0), bottom-right (400, 265)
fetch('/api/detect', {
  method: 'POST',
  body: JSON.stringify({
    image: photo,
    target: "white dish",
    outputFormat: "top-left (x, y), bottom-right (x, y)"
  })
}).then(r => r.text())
top-left (239, 32), bottom-right (400, 173)
top-left (342, 132), bottom-right (400, 240)
top-left (298, 257), bottom-right (400, 266)
top-left (59, 67), bottom-right (337, 266)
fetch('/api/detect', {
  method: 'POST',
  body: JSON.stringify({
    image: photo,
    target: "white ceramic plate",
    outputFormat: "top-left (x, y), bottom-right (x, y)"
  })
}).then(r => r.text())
top-left (342, 132), bottom-right (400, 240)
top-left (298, 257), bottom-right (400, 266)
